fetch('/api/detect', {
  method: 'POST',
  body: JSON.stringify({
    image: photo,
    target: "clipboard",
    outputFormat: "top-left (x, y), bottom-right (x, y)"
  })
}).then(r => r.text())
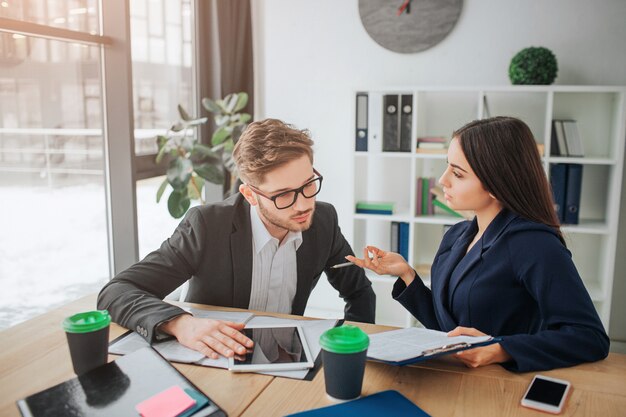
top-left (366, 327), bottom-right (502, 366)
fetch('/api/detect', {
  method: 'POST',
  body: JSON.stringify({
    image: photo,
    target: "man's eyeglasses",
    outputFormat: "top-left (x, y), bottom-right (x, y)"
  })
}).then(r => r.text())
top-left (248, 169), bottom-right (323, 210)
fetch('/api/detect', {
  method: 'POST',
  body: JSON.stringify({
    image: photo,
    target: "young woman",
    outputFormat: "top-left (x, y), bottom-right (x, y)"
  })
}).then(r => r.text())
top-left (347, 117), bottom-right (609, 372)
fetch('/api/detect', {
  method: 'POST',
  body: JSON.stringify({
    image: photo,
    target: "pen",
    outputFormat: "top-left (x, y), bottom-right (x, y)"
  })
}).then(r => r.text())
top-left (331, 256), bottom-right (381, 269)
top-left (330, 261), bottom-right (355, 269)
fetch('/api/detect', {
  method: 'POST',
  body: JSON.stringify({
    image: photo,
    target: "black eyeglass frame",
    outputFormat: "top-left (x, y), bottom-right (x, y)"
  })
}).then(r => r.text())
top-left (247, 168), bottom-right (323, 210)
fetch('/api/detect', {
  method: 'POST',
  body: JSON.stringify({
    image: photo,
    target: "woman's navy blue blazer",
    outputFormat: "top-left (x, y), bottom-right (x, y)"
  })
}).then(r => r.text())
top-left (392, 209), bottom-right (609, 372)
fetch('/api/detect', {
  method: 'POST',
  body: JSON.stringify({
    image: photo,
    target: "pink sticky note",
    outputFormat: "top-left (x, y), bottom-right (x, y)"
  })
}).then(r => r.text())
top-left (135, 385), bottom-right (196, 417)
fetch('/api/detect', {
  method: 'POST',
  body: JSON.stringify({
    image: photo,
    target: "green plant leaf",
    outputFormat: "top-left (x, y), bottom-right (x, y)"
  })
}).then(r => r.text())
top-left (211, 127), bottom-right (230, 145)
top-left (233, 92), bottom-right (249, 112)
top-left (191, 144), bottom-right (221, 163)
top-left (155, 144), bottom-right (168, 164)
top-left (157, 135), bottom-right (169, 148)
top-left (167, 158), bottom-right (193, 190)
top-left (225, 93), bottom-right (238, 113)
top-left (215, 114), bottom-right (229, 127)
top-left (180, 135), bottom-right (195, 152)
top-left (171, 122), bottom-right (184, 132)
top-left (239, 113), bottom-right (251, 124)
top-left (178, 104), bottom-right (191, 121)
top-left (202, 97), bottom-right (221, 114)
top-left (167, 189), bottom-right (190, 218)
top-left (187, 176), bottom-right (205, 200)
top-left (186, 117), bottom-right (208, 126)
top-left (231, 124), bottom-right (245, 144)
top-left (194, 162), bottom-right (224, 184)
top-left (223, 140), bottom-right (234, 153)
top-left (156, 178), bottom-right (168, 203)
top-left (215, 99), bottom-right (228, 112)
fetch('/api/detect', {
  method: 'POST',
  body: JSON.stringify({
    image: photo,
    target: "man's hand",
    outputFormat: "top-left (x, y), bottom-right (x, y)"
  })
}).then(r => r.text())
top-left (447, 326), bottom-right (512, 368)
top-left (160, 314), bottom-right (254, 359)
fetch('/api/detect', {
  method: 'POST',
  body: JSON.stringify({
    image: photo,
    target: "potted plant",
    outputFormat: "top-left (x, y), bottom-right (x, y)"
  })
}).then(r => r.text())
top-left (155, 92), bottom-right (251, 218)
top-left (509, 46), bottom-right (558, 85)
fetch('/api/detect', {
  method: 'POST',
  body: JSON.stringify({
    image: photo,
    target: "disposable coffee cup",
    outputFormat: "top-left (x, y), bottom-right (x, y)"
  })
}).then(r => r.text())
top-left (62, 310), bottom-right (111, 376)
top-left (319, 325), bottom-right (369, 401)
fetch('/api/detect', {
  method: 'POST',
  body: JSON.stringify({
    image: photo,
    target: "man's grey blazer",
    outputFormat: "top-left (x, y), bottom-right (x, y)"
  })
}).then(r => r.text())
top-left (97, 193), bottom-right (376, 342)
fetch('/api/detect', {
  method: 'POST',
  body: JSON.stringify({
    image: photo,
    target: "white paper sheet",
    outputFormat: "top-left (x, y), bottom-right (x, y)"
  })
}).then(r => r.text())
top-left (367, 327), bottom-right (492, 362)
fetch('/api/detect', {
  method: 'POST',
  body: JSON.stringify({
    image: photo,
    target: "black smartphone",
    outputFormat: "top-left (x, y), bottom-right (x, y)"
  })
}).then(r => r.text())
top-left (521, 374), bottom-right (571, 414)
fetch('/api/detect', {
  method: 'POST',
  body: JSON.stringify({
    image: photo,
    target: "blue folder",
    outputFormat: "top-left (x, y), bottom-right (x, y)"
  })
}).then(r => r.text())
top-left (285, 390), bottom-right (430, 417)
top-left (564, 164), bottom-right (583, 225)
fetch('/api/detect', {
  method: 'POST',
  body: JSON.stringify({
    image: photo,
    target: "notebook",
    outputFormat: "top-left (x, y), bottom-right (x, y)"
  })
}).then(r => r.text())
top-left (285, 390), bottom-right (430, 416)
top-left (16, 346), bottom-right (226, 417)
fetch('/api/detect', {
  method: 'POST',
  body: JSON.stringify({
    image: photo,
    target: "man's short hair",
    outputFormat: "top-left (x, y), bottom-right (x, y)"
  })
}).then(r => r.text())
top-left (233, 118), bottom-right (314, 185)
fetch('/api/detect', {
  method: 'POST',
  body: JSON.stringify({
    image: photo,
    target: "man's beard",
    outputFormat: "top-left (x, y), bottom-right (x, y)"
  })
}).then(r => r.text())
top-left (257, 199), bottom-right (314, 233)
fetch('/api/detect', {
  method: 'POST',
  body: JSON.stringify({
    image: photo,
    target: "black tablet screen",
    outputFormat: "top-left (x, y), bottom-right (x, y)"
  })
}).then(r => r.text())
top-left (233, 327), bottom-right (308, 365)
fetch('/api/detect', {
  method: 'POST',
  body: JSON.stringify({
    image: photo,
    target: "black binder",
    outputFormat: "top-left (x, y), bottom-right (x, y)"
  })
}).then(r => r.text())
top-left (17, 347), bottom-right (226, 417)
top-left (564, 164), bottom-right (583, 225)
top-left (355, 93), bottom-right (368, 151)
top-left (382, 94), bottom-right (412, 152)
top-left (550, 163), bottom-right (567, 222)
top-left (382, 94), bottom-right (399, 151)
top-left (399, 94), bottom-right (413, 152)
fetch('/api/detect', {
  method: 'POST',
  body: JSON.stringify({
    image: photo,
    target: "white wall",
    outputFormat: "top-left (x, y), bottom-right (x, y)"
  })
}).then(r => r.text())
top-left (253, 0), bottom-right (626, 332)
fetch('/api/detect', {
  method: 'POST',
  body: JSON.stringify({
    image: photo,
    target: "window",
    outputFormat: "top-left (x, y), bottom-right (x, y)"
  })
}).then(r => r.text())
top-left (0, 0), bottom-right (136, 329)
top-left (0, 13), bottom-right (108, 328)
top-left (131, 0), bottom-right (197, 257)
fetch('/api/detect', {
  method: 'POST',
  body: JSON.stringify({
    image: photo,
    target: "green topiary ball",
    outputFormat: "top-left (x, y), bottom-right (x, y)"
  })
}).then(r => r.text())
top-left (509, 47), bottom-right (558, 85)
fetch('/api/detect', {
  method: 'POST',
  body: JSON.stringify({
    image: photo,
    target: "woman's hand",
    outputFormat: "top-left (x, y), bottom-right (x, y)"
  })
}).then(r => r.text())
top-left (345, 246), bottom-right (416, 286)
top-left (447, 326), bottom-right (512, 368)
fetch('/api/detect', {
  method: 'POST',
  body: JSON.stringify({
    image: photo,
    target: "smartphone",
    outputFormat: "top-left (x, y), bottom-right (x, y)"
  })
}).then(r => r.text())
top-left (521, 375), bottom-right (571, 414)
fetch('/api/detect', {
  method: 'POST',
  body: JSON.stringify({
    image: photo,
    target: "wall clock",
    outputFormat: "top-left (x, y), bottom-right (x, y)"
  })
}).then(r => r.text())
top-left (358, 0), bottom-right (463, 54)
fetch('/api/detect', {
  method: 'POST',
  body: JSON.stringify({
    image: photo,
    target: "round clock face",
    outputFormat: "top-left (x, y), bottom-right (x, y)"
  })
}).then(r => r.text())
top-left (359, 0), bottom-right (463, 54)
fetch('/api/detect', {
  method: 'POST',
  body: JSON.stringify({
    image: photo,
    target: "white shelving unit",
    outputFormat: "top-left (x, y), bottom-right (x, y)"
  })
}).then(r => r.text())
top-left (351, 86), bottom-right (626, 329)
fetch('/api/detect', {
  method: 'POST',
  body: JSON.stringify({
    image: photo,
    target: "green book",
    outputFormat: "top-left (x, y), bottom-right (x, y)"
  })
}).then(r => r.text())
top-left (433, 198), bottom-right (463, 218)
top-left (421, 178), bottom-right (429, 215)
top-left (355, 201), bottom-right (395, 211)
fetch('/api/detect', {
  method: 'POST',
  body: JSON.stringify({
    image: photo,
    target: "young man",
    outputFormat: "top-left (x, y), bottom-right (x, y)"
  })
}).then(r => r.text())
top-left (97, 119), bottom-right (375, 359)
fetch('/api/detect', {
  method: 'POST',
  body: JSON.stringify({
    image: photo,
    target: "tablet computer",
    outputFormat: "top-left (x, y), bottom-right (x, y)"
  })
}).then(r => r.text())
top-left (228, 324), bottom-right (314, 372)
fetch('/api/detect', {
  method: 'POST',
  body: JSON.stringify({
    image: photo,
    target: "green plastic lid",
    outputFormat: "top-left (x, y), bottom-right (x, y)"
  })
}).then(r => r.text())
top-left (62, 310), bottom-right (111, 333)
top-left (319, 325), bottom-right (369, 354)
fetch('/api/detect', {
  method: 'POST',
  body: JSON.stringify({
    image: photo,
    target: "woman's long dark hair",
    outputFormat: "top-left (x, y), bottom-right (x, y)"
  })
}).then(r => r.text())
top-left (454, 116), bottom-right (565, 245)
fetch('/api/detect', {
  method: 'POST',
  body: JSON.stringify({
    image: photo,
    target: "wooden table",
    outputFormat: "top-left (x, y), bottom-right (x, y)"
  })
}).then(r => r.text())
top-left (1, 295), bottom-right (625, 417)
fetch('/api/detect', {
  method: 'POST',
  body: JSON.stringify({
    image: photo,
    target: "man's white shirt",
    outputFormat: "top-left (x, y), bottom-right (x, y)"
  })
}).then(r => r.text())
top-left (248, 206), bottom-right (302, 314)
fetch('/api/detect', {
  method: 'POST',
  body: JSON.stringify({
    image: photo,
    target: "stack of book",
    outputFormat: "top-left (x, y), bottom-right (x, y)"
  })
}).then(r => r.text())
top-left (416, 177), bottom-right (436, 215)
top-left (416, 137), bottom-right (447, 154)
top-left (551, 120), bottom-right (584, 157)
top-left (355, 201), bottom-right (395, 215)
